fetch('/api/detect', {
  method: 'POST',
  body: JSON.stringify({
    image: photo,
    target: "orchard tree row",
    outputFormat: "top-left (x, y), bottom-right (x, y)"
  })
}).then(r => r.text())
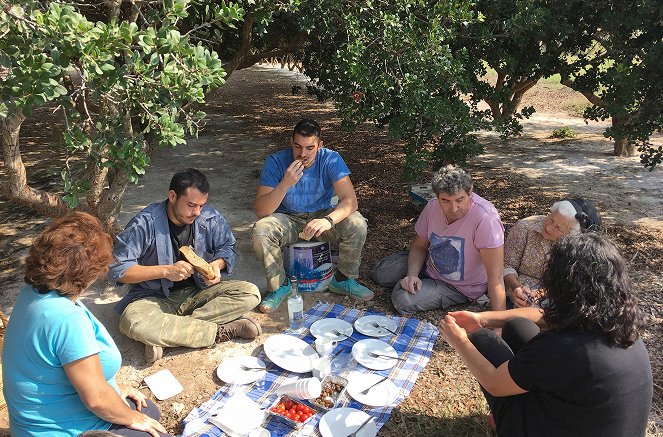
top-left (1, 0), bottom-right (661, 225)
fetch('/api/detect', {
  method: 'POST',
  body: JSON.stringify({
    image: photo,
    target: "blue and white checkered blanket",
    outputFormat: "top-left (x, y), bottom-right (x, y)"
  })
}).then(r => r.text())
top-left (181, 302), bottom-right (439, 437)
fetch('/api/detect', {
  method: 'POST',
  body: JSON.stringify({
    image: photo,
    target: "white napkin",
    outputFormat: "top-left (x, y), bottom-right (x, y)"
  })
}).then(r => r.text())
top-left (208, 392), bottom-right (267, 437)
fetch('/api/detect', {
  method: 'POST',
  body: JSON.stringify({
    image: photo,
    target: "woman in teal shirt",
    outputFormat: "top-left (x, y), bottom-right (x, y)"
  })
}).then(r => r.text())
top-left (2, 212), bottom-right (167, 437)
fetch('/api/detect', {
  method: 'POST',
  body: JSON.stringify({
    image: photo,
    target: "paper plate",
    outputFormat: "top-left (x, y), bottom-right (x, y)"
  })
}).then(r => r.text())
top-left (351, 339), bottom-right (399, 371)
top-left (143, 369), bottom-right (183, 400)
top-left (319, 407), bottom-right (377, 437)
top-left (264, 334), bottom-right (319, 373)
top-left (216, 356), bottom-right (267, 385)
top-left (354, 315), bottom-right (399, 337)
top-left (310, 318), bottom-right (353, 341)
top-left (346, 371), bottom-right (399, 407)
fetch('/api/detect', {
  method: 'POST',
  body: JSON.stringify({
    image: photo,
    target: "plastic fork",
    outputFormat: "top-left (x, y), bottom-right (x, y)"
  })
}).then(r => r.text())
top-left (358, 376), bottom-right (389, 395)
top-left (240, 364), bottom-right (266, 372)
top-left (332, 329), bottom-right (358, 343)
top-left (370, 321), bottom-right (398, 336)
top-left (368, 351), bottom-right (407, 361)
top-left (346, 416), bottom-right (374, 437)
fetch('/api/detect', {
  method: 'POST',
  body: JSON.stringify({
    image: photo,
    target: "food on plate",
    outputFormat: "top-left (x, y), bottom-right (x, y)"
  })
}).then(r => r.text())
top-left (179, 245), bottom-right (215, 280)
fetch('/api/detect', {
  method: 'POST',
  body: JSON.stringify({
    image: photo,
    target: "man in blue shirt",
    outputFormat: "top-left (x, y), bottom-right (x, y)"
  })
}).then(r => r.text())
top-left (253, 118), bottom-right (373, 312)
top-left (109, 168), bottom-right (262, 363)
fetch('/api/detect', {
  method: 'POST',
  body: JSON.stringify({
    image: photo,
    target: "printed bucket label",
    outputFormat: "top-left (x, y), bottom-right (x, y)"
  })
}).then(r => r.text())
top-left (283, 242), bottom-right (334, 292)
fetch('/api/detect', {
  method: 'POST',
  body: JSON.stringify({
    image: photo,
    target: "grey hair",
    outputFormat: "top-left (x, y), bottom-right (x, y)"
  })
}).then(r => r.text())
top-left (550, 200), bottom-right (581, 232)
top-left (431, 165), bottom-right (473, 195)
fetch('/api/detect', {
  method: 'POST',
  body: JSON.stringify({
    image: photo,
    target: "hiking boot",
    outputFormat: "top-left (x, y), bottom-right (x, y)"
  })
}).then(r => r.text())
top-left (258, 279), bottom-right (292, 313)
top-left (144, 344), bottom-right (163, 364)
top-left (328, 276), bottom-right (374, 301)
top-left (216, 316), bottom-right (262, 343)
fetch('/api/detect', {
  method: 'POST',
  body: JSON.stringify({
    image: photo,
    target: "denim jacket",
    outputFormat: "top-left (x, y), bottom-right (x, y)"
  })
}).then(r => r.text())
top-left (108, 200), bottom-right (238, 313)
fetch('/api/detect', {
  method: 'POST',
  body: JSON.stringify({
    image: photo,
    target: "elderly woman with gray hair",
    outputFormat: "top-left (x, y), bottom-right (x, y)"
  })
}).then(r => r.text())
top-left (373, 165), bottom-right (506, 313)
top-left (505, 198), bottom-right (602, 307)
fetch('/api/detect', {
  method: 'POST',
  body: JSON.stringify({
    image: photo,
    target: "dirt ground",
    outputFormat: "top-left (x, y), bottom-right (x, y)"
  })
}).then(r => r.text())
top-left (1, 65), bottom-right (662, 436)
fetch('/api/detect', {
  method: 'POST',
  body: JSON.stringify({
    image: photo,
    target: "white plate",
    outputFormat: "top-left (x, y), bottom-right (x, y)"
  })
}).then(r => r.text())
top-left (346, 371), bottom-right (399, 407)
top-left (354, 315), bottom-right (399, 337)
top-left (310, 318), bottom-right (353, 340)
top-left (352, 339), bottom-right (399, 371)
top-left (216, 356), bottom-right (267, 385)
top-left (143, 369), bottom-right (183, 400)
top-left (319, 407), bottom-right (377, 437)
top-left (264, 334), bottom-right (319, 373)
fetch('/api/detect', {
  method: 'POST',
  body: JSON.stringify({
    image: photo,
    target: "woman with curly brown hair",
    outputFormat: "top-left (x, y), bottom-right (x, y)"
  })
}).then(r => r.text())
top-left (440, 232), bottom-right (653, 437)
top-left (2, 212), bottom-right (168, 437)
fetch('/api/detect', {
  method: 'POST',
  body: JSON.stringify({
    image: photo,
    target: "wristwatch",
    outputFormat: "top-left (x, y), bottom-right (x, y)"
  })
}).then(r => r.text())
top-left (323, 216), bottom-right (334, 227)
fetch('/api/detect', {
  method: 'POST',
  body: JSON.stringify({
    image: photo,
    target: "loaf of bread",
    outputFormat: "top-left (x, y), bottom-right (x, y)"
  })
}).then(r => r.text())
top-left (298, 230), bottom-right (314, 241)
top-left (179, 246), bottom-right (216, 280)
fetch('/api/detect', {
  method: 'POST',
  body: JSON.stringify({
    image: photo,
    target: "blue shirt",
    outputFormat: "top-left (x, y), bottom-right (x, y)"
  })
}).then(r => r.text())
top-left (107, 200), bottom-right (238, 313)
top-left (259, 148), bottom-right (350, 213)
top-left (2, 285), bottom-right (121, 436)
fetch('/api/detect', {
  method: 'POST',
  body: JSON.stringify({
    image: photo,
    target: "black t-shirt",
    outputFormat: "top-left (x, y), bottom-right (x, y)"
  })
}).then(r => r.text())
top-left (168, 216), bottom-right (196, 291)
top-left (506, 330), bottom-right (652, 437)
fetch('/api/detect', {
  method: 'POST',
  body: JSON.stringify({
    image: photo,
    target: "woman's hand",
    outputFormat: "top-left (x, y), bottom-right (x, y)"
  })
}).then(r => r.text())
top-left (447, 310), bottom-right (484, 334)
top-left (128, 410), bottom-right (167, 437)
top-left (120, 385), bottom-right (148, 411)
top-left (400, 275), bottom-right (422, 294)
top-left (440, 314), bottom-right (470, 349)
top-left (513, 285), bottom-right (533, 308)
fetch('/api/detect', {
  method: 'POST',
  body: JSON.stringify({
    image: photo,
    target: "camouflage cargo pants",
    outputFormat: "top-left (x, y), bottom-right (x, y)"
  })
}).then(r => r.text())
top-left (119, 280), bottom-right (260, 348)
top-left (252, 210), bottom-right (368, 292)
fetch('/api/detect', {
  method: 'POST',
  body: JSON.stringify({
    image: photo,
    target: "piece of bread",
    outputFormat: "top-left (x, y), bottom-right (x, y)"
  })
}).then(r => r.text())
top-left (179, 246), bottom-right (215, 280)
top-left (298, 230), bottom-right (314, 241)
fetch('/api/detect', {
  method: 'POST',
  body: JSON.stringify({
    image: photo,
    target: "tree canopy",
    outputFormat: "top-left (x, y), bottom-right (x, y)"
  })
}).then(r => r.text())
top-left (1, 0), bottom-right (661, 224)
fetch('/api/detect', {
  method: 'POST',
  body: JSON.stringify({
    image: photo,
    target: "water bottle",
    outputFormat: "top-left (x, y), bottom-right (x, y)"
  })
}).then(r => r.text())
top-left (287, 276), bottom-right (305, 333)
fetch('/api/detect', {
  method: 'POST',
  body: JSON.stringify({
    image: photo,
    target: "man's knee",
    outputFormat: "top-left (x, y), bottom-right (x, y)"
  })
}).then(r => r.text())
top-left (342, 212), bottom-right (368, 239)
top-left (243, 283), bottom-right (262, 307)
top-left (252, 215), bottom-right (288, 251)
top-left (372, 251), bottom-right (409, 287)
top-left (119, 303), bottom-right (165, 343)
top-left (391, 286), bottom-right (417, 315)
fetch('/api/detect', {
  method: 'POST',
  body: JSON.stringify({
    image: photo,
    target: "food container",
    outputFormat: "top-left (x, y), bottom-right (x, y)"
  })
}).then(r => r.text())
top-left (266, 395), bottom-right (317, 429)
top-left (307, 374), bottom-right (348, 411)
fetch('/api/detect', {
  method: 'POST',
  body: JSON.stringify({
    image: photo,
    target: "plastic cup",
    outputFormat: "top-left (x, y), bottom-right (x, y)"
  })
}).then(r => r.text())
top-left (277, 377), bottom-right (322, 399)
top-left (311, 357), bottom-right (332, 379)
top-left (314, 337), bottom-right (335, 356)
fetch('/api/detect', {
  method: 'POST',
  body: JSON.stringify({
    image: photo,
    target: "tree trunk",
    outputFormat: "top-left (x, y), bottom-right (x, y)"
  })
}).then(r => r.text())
top-left (612, 116), bottom-right (636, 157)
top-left (1, 113), bottom-right (69, 216)
top-left (93, 167), bottom-right (129, 232)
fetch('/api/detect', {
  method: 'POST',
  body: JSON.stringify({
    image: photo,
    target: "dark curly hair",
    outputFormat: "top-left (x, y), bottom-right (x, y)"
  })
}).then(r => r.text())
top-left (24, 212), bottom-right (114, 297)
top-left (541, 233), bottom-right (640, 347)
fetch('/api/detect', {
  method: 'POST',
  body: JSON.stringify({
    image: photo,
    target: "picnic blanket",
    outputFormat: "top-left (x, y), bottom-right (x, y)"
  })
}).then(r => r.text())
top-left (181, 302), bottom-right (439, 437)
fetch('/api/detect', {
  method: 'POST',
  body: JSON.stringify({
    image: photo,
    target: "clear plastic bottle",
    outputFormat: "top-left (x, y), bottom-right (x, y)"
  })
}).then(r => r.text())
top-left (287, 276), bottom-right (305, 333)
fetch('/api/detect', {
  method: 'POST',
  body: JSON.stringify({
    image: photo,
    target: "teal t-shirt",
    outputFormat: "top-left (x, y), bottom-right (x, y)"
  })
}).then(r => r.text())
top-left (2, 285), bottom-right (121, 436)
top-left (259, 147), bottom-right (350, 213)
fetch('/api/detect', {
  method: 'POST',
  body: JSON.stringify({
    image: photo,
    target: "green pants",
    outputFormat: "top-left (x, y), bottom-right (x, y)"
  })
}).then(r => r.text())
top-left (119, 280), bottom-right (260, 348)
top-left (252, 210), bottom-right (368, 292)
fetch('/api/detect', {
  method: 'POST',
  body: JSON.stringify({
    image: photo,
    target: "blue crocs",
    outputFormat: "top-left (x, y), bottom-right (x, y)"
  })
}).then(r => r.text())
top-left (259, 278), bottom-right (292, 313)
top-left (328, 276), bottom-right (374, 301)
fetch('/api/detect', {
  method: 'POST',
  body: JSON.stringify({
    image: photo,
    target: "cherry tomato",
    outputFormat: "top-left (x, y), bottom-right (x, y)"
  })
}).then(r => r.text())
top-left (293, 414), bottom-right (301, 422)
top-left (284, 400), bottom-right (294, 410)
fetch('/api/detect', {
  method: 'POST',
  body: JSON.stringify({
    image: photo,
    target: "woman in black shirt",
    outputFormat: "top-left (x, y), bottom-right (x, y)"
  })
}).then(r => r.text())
top-left (440, 232), bottom-right (653, 437)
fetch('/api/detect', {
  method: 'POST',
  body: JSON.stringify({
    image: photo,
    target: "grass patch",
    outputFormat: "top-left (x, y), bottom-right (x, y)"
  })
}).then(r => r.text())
top-left (550, 126), bottom-right (578, 138)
